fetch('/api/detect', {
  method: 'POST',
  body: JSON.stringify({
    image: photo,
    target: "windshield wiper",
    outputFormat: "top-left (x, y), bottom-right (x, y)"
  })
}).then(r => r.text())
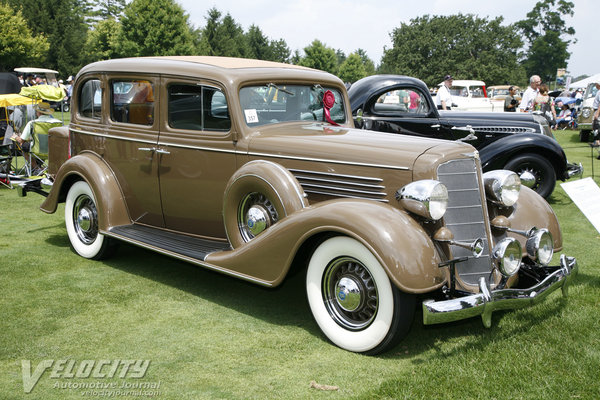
top-left (266, 83), bottom-right (294, 96)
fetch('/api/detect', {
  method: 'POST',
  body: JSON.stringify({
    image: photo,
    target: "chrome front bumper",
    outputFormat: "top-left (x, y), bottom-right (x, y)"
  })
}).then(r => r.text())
top-left (566, 162), bottom-right (583, 180)
top-left (423, 254), bottom-right (577, 327)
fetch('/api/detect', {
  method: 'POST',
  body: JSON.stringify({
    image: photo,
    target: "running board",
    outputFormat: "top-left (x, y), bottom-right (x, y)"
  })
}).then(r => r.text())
top-left (107, 224), bottom-right (231, 261)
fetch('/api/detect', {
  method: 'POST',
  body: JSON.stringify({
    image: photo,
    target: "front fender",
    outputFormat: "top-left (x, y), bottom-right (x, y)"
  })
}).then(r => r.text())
top-left (479, 133), bottom-right (567, 178)
top-left (206, 199), bottom-right (445, 293)
top-left (490, 186), bottom-right (562, 251)
top-left (40, 152), bottom-right (130, 231)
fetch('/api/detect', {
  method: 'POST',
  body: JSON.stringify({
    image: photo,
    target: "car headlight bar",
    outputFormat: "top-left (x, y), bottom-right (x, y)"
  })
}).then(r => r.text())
top-left (396, 180), bottom-right (448, 221)
top-left (483, 170), bottom-right (521, 207)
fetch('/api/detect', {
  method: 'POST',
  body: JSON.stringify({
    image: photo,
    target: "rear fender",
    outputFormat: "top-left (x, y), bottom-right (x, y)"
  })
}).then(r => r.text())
top-left (479, 134), bottom-right (567, 178)
top-left (47, 126), bottom-right (70, 176)
top-left (40, 152), bottom-right (130, 230)
top-left (206, 199), bottom-right (445, 292)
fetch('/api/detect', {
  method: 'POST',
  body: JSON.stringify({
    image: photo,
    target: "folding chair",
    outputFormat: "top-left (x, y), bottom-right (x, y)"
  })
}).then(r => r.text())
top-left (23, 120), bottom-right (62, 177)
top-left (0, 144), bottom-right (13, 188)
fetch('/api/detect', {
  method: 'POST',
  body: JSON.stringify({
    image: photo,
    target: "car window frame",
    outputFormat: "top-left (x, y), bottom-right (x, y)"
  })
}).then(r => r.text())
top-left (167, 82), bottom-right (231, 134)
top-left (108, 74), bottom-right (159, 129)
top-left (366, 86), bottom-right (435, 118)
top-left (76, 76), bottom-right (103, 122)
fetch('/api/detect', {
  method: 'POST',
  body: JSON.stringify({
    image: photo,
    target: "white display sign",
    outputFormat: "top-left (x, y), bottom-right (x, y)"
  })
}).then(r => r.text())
top-left (244, 109), bottom-right (259, 124)
top-left (560, 177), bottom-right (600, 234)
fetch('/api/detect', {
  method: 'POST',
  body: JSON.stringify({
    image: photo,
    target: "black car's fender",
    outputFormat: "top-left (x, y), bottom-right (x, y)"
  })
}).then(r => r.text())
top-left (478, 133), bottom-right (567, 180)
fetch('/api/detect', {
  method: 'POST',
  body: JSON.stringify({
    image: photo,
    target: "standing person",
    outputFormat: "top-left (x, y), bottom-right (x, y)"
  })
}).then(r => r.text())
top-left (504, 86), bottom-right (518, 112)
top-left (533, 84), bottom-right (557, 127)
top-left (592, 81), bottom-right (600, 146)
top-left (65, 76), bottom-right (74, 98)
top-left (518, 75), bottom-right (541, 112)
top-left (435, 75), bottom-right (454, 110)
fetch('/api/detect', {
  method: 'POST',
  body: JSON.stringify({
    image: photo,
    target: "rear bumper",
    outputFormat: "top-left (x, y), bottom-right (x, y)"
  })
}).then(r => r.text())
top-left (422, 254), bottom-right (577, 327)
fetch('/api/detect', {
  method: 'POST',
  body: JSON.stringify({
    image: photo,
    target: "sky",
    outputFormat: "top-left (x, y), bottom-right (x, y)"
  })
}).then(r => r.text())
top-left (177, 0), bottom-right (596, 81)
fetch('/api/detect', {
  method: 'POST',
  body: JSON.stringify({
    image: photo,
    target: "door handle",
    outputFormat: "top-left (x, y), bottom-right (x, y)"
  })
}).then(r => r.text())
top-left (430, 124), bottom-right (441, 128)
top-left (138, 147), bottom-right (170, 155)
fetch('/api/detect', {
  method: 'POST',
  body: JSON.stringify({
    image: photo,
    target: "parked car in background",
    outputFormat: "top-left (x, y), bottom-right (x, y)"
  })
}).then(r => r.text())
top-left (488, 85), bottom-right (522, 101)
top-left (577, 82), bottom-right (599, 142)
top-left (18, 57), bottom-right (577, 354)
top-left (348, 75), bottom-right (583, 198)
top-left (437, 79), bottom-right (497, 112)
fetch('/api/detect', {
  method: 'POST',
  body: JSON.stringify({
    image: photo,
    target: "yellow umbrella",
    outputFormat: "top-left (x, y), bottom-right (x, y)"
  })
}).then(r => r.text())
top-left (0, 93), bottom-right (40, 107)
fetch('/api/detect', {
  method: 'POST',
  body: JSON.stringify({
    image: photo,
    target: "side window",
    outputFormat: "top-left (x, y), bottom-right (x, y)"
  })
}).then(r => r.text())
top-left (79, 79), bottom-right (102, 119)
top-left (168, 84), bottom-right (230, 132)
top-left (373, 88), bottom-right (430, 115)
top-left (472, 86), bottom-right (485, 98)
top-left (111, 80), bottom-right (154, 125)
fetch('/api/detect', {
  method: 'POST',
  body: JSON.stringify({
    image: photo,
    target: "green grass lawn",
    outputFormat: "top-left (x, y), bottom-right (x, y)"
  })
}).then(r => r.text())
top-left (1, 130), bottom-right (599, 399)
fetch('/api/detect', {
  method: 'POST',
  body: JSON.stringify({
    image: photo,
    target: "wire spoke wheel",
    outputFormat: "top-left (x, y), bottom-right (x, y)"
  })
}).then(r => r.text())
top-left (237, 192), bottom-right (279, 242)
top-left (322, 257), bottom-right (378, 331)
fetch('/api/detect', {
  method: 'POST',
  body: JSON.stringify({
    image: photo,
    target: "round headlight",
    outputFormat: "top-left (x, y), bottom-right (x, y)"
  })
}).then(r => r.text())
top-left (582, 108), bottom-right (591, 119)
top-left (526, 228), bottom-right (553, 266)
top-left (397, 180), bottom-right (448, 221)
top-left (483, 170), bottom-right (521, 207)
top-left (493, 238), bottom-right (522, 277)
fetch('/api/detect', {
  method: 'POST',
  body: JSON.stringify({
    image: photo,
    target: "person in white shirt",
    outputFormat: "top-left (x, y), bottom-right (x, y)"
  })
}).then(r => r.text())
top-left (435, 75), bottom-right (454, 110)
top-left (11, 102), bottom-right (62, 173)
top-left (518, 75), bottom-right (541, 112)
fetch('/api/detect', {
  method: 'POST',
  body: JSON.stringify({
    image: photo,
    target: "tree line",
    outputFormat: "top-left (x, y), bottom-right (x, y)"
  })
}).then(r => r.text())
top-left (0, 0), bottom-right (575, 87)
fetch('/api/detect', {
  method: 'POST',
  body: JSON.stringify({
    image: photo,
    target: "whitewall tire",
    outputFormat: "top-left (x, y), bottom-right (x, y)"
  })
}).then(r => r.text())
top-left (65, 181), bottom-right (114, 260)
top-left (306, 236), bottom-right (414, 354)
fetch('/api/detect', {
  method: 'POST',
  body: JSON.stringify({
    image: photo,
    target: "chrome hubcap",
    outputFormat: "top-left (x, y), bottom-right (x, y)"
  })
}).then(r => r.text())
top-left (322, 256), bottom-right (378, 331)
top-left (519, 170), bottom-right (536, 188)
top-left (73, 194), bottom-right (98, 245)
top-left (238, 192), bottom-right (278, 242)
top-left (335, 277), bottom-right (362, 312)
top-left (246, 205), bottom-right (270, 237)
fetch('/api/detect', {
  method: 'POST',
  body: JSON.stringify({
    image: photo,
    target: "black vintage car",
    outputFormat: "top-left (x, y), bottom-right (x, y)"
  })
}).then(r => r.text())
top-left (348, 75), bottom-right (582, 198)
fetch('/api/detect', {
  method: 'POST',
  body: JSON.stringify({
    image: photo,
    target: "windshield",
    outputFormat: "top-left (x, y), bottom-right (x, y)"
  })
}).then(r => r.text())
top-left (239, 84), bottom-right (346, 127)
top-left (584, 83), bottom-right (598, 100)
top-left (449, 85), bottom-right (487, 98)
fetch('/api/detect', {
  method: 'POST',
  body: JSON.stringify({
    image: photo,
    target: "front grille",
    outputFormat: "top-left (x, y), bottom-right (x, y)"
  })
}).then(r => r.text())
top-left (290, 169), bottom-right (388, 202)
top-left (437, 158), bottom-right (493, 286)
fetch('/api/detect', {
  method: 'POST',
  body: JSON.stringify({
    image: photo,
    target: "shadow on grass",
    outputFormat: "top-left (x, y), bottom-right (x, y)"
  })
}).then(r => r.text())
top-left (72, 239), bottom-right (584, 360)
top-left (95, 241), bottom-right (320, 335)
top-left (378, 296), bottom-right (571, 361)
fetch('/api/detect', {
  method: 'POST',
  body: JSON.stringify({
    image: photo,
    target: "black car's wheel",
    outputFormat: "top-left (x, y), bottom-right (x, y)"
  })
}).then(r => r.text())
top-left (306, 236), bottom-right (415, 355)
top-left (504, 153), bottom-right (556, 198)
top-left (65, 181), bottom-right (115, 259)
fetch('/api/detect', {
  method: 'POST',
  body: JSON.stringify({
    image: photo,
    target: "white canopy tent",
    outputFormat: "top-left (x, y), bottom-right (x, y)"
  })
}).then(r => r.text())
top-left (570, 73), bottom-right (600, 89)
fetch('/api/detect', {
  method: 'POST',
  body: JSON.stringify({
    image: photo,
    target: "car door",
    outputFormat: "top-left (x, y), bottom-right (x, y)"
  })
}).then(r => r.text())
top-left (360, 86), bottom-right (454, 140)
top-left (103, 75), bottom-right (163, 227)
top-left (157, 77), bottom-right (237, 239)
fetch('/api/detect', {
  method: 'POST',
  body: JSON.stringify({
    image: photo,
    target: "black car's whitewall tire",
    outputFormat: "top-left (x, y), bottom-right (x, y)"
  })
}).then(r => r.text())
top-left (65, 181), bottom-right (114, 259)
top-left (306, 236), bottom-right (414, 354)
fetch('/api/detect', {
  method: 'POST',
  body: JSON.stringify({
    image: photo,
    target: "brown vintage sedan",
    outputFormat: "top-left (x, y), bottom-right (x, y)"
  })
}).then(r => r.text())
top-left (21, 57), bottom-right (577, 354)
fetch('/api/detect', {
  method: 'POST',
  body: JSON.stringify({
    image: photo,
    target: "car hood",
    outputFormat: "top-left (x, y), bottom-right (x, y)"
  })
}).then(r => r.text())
top-left (246, 122), bottom-right (475, 174)
top-left (439, 110), bottom-right (538, 124)
top-left (439, 110), bottom-right (552, 138)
